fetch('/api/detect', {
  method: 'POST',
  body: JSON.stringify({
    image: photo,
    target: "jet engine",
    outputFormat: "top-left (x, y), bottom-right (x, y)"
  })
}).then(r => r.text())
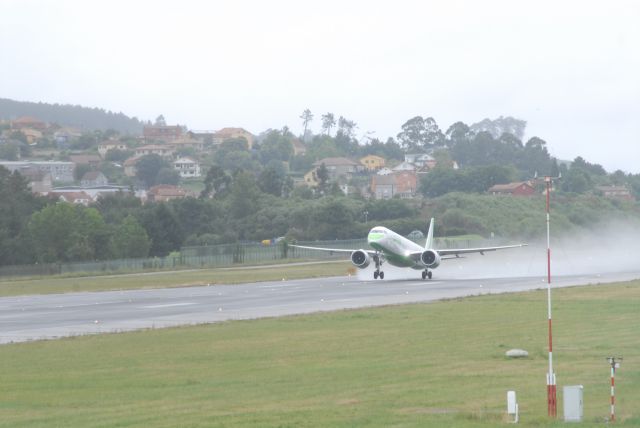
top-left (420, 249), bottom-right (441, 268)
top-left (350, 249), bottom-right (371, 269)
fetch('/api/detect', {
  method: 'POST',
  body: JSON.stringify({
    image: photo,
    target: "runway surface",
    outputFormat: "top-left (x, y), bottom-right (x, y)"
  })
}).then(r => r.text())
top-left (1, 270), bottom-right (639, 344)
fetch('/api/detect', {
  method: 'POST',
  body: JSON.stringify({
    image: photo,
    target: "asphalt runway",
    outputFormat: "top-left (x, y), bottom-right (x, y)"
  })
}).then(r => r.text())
top-left (1, 270), bottom-right (640, 344)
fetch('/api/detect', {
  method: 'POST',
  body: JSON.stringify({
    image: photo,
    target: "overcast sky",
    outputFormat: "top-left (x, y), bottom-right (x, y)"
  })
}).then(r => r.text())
top-left (1, 0), bottom-right (638, 172)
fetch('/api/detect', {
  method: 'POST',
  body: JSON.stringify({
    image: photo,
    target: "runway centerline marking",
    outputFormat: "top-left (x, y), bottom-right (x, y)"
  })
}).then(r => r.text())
top-left (141, 302), bottom-right (197, 309)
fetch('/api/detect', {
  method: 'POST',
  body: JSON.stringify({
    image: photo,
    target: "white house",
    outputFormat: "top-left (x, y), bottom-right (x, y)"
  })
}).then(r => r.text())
top-left (173, 157), bottom-right (201, 178)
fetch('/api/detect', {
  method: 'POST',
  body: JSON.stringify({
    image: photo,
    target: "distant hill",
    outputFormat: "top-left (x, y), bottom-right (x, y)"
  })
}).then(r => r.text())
top-left (0, 98), bottom-right (145, 135)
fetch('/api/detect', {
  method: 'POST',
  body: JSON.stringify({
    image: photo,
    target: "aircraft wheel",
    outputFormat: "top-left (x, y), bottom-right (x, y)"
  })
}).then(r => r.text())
top-left (373, 271), bottom-right (379, 279)
top-left (427, 271), bottom-right (432, 279)
top-left (421, 271), bottom-right (427, 280)
top-left (379, 271), bottom-right (384, 279)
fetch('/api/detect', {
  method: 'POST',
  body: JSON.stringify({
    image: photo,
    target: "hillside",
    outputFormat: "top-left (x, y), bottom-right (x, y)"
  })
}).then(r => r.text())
top-left (0, 98), bottom-right (144, 134)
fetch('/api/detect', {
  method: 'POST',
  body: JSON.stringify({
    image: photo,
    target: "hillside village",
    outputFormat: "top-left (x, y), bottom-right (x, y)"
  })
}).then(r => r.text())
top-left (1, 114), bottom-right (634, 205)
top-left (0, 115), bottom-right (464, 204)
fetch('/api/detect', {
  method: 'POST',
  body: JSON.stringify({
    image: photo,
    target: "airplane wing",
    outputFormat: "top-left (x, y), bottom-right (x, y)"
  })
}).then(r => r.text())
top-left (289, 244), bottom-right (377, 256)
top-left (437, 243), bottom-right (527, 257)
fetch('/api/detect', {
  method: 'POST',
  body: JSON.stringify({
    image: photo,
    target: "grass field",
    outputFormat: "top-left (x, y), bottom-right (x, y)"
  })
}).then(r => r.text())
top-left (0, 261), bottom-right (352, 297)
top-left (1, 280), bottom-right (639, 427)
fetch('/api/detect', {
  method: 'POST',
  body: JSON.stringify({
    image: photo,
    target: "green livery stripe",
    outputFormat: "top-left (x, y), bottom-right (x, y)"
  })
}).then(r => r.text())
top-left (367, 233), bottom-right (384, 241)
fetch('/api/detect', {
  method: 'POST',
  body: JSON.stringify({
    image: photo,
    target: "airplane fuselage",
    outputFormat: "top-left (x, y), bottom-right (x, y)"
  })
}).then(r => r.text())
top-left (367, 226), bottom-right (426, 269)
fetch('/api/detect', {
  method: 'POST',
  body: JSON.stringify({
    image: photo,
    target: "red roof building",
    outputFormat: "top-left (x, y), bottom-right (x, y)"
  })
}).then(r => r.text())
top-left (488, 181), bottom-right (536, 196)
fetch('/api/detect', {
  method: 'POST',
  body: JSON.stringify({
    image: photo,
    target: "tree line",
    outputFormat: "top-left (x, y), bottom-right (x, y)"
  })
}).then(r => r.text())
top-left (0, 98), bottom-right (144, 134)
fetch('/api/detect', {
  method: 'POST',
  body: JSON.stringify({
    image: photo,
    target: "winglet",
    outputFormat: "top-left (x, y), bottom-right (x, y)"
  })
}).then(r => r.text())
top-left (425, 218), bottom-right (435, 249)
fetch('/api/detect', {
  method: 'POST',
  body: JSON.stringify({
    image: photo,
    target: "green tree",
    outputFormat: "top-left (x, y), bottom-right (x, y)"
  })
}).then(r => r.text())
top-left (94, 191), bottom-right (142, 224)
top-left (28, 203), bottom-right (110, 262)
top-left (316, 163), bottom-right (329, 193)
top-left (200, 165), bottom-right (231, 198)
top-left (155, 167), bottom-right (180, 185)
top-left (300, 109), bottom-right (313, 140)
top-left (9, 131), bottom-right (27, 144)
top-left (0, 141), bottom-right (20, 160)
top-left (259, 130), bottom-right (294, 164)
top-left (337, 116), bottom-right (357, 139)
top-left (397, 116), bottom-right (444, 152)
top-left (445, 121), bottom-right (472, 145)
top-left (258, 166), bottom-right (287, 197)
top-left (110, 215), bottom-right (151, 258)
top-left (136, 203), bottom-right (183, 256)
top-left (135, 154), bottom-right (169, 188)
top-left (229, 171), bottom-right (260, 218)
top-left (321, 113), bottom-right (336, 136)
top-left (155, 115), bottom-right (167, 126)
top-left (74, 163), bottom-right (91, 181)
top-left (0, 167), bottom-right (46, 265)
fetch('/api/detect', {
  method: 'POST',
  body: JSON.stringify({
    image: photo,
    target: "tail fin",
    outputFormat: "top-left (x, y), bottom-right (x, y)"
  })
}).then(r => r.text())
top-left (425, 218), bottom-right (435, 249)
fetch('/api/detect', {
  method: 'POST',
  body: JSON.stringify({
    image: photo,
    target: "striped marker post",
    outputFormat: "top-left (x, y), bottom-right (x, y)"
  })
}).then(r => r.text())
top-left (543, 175), bottom-right (560, 418)
top-left (607, 357), bottom-right (622, 422)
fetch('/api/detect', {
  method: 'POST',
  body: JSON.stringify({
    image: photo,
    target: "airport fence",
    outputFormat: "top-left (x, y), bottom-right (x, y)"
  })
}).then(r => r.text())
top-left (0, 236), bottom-right (498, 279)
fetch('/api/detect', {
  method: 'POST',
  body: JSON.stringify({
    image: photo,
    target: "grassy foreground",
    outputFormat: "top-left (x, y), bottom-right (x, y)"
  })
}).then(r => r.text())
top-left (1, 281), bottom-right (639, 427)
top-left (0, 261), bottom-right (351, 297)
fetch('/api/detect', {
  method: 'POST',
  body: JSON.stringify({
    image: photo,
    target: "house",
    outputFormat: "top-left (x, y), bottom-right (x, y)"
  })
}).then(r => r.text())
top-left (488, 181), bottom-right (536, 196)
top-left (54, 127), bottom-right (82, 145)
top-left (303, 168), bottom-right (319, 187)
top-left (370, 171), bottom-right (417, 200)
top-left (360, 154), bottom-right (386, 171)
top-left (98, 141), bottom-right (128, 157)
top-left (10, 116), bottom-right (47, 131)
top-left (81, 171), bottom-right (108, 186)
top-left (187, 130), bottom-right (216, 144)
top-left (173, 157), bottom-right (201, 178)
top-left (596, 185), bottom-right (634, 201)
top-left (291, 138), bottom-right (307, 156)
top-left (168, 137), bottom-right (204, 153)
top-left (49, 191), bottom-right (93, 206)
top-left (69, 154), bottom-right (102, 168)
top-left (312, 157), bottom-right (361, 180)
top-left (147, 184), bottom-right (187, 202)
top-left (18, 167), bottom-right (53, 193)
top-left (21, 128), bottom-right (43, 145)
top-left (212, 127), bottom-right (255, 149)
top-left (377, 167), bottom-right (393, 176)
top-left (404, 153), bottom-right (459, 172)
top-left (134, 144), bottom-right (175, 158)
top-left (52, 185), bottom-right (131, 200)
top-left (404, 153), bottom-right (434, 167)
top-left (143, 125), bottom-right (183, 142)
top-left (392, 161), bottom-right (417, 172)
top-left (0, 161), bottom-right (75, 182)
top-left (123, 156), bottom-right (142, 177)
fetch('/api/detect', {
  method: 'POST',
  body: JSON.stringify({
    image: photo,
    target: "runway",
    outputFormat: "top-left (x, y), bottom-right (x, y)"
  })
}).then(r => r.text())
top-left (1, 270), bottom-right (639, 344)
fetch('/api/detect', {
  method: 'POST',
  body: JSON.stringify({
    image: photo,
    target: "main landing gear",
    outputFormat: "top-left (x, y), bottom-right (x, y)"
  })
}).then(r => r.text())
top-left (421, 269), bottom-right (432, 280)
top-left (373, 253), bottom-right (384, 279)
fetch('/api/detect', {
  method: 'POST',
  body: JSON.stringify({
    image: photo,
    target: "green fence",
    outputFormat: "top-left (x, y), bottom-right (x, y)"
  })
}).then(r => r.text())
top-left (0, 236), bottom-right (499, 279)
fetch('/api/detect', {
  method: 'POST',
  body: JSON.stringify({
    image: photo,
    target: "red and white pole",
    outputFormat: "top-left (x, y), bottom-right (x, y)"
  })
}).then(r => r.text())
top-left (611, 363), bottom-right (616, 422)
top-left (607, 357), bottom-right (622, 422)
top-left (545, 177), bottom-right (557, 417)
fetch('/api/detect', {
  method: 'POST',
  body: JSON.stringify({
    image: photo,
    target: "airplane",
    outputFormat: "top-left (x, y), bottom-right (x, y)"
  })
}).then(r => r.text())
top-left (290, 218), bottom-right (526, 280)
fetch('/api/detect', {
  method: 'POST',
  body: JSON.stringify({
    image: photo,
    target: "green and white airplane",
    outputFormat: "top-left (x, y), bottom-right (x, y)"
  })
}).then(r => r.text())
top-left (291, 218), bottom-right (526, 280)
